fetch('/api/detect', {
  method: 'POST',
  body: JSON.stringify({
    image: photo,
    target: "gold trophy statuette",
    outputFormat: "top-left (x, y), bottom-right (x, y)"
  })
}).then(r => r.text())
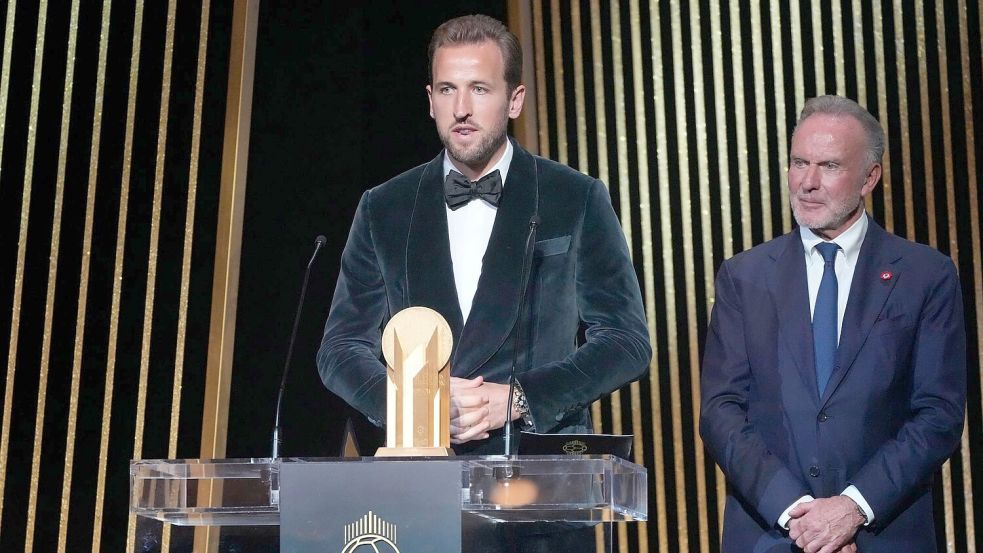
top-left (375, 306), bottom-right (453, 456)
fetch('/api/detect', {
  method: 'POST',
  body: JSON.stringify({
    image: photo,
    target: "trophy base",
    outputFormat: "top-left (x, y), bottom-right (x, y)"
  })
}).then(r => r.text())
top-left (374, 446), bottom-right (455, 457)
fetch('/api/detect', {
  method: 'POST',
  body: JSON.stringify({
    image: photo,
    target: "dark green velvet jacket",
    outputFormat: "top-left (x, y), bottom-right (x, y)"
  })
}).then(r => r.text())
top-left (317, 138), bottom-right (651, 454)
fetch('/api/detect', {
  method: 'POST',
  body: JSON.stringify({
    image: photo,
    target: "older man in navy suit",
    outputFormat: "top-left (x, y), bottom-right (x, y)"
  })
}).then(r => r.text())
top-left (700, 95), bottom-right (966, 553)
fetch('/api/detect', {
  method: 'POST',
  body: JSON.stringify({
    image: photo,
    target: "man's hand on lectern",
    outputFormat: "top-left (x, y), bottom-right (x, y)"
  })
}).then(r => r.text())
top-left (449, 376), bottom-right (515, 444)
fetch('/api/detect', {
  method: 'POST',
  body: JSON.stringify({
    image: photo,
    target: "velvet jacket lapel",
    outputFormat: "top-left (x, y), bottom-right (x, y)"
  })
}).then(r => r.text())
top-left (768, 232), bottom-right (821, 404)
top-left (820, 220), bottom-right (901, 406)
top-left (455, 140), bottom-right (538, 377)
top-left (405, 152), bottom-right (465, 342)
top-left (404, 140), bottom-right (539, 378)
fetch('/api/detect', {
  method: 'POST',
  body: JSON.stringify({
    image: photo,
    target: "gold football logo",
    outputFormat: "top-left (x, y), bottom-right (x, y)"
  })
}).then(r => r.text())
top-left (562, 440), bottom-right (588, 454)
top-left (342, 511), bottom-right (400, 553)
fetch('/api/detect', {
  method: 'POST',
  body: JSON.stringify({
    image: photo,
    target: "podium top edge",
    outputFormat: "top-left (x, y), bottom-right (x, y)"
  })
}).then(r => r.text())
top-left (129, 454), bottom-right (642, 466)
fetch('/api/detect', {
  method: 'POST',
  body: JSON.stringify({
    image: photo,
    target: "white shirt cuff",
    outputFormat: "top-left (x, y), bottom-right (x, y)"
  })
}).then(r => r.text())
top-left (777, 495), bottom-right (815, 529)
top-left (841, 485), bottom-right (874, 525)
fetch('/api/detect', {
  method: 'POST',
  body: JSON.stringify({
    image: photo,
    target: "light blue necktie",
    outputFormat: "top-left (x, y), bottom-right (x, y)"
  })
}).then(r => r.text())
top-left (813, 242), bottom-right (840, 397)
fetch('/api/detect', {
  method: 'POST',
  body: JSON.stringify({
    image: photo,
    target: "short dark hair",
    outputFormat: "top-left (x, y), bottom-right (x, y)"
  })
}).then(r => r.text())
top-left (428, 15), bottom-right (522, 94)
top-left (796, 95), bottom-right (885, 166)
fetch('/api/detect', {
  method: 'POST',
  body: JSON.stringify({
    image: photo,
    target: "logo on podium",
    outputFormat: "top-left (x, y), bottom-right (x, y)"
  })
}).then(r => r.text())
top-left (341, 511), bottom-right (400, 553)
top-left (562, 439), bottom-right (589, 454)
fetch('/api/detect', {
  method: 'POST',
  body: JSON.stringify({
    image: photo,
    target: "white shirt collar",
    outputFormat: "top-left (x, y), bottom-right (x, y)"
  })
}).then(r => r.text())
top-left (442, 138), bottom-right (513, 186)
top-left (799, 211), bottom-right (868, 263)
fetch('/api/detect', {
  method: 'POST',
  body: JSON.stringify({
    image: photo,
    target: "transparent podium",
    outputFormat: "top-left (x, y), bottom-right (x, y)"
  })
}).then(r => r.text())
top-left (130, 455), bottom-right (647, 552)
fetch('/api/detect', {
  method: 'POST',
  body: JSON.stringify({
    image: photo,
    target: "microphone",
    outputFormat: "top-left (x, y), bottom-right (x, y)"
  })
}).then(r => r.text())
top-left (271, 234), bottom-right (328, 460)
top-left (503, 215), bottom-right (540, 456)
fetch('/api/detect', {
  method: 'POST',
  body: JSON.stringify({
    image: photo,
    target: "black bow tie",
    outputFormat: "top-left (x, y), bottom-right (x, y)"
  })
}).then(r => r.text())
top-left (443, 169), bottom-right (503, 210)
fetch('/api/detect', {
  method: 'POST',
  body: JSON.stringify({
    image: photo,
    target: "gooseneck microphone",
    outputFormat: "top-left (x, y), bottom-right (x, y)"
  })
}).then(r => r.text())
top-left (271, 234), bottom-right (327, 460)
top-left (503, 216), bottom-right (540, 456)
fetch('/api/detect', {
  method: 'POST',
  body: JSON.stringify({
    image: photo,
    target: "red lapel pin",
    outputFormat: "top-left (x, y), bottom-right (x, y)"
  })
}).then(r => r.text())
top-left (880, 271), bottom-right (892, 281)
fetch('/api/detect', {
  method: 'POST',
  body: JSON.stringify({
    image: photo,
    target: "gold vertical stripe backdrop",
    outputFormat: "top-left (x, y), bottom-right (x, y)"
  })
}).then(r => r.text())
top-left (0, 0), bottom-right (16, 184)
top-left (522, 1), bottom-right (983, 551)
top-left (872, 0), bottom-right (895, 232)
top-left (159, 2), bottom-right (211, 551)
top-left (94, 2), bottom-right (144, 548)
top-left (666, 2), bottom-right (707, 552)
top-left (853, 0), bottom-right (875, 216)
top-left (588, 6), bottom-right (612, 504)
top-left (749, 2), bottom-right (774, 240)
top-left (58, 0), bottom-right (111, 548)
top-left (640, 0), bottom-right (672, 550)
top-left (708, 0), bottom-right (731, 531)
top-left (912, 5), bottom-right (954, 552)
top-left (959, 0), bottom-right (983, 545)
top-left (960, 0), bottom-right (983, 552)
top-left (195, 2), bottom-right (258, 548)
top-left (0, 1), bottom-right (237, 549)
top-left (26, 0), bottom-right (76, 549)
top-left (1, 0), bottom-right (46, 531)
top-left (124, 0), bottom-right (176, 548)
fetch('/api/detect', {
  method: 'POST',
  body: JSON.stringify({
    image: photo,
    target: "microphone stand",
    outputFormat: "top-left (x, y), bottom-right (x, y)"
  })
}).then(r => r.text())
top-left (271, 235), bottom-right (327, 461)
top-left (502, 216), bottom-right (539, 457)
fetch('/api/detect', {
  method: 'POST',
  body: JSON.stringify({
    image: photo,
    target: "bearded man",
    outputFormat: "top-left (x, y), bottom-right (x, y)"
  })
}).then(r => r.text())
top-left (317, 14), bottom-right (651, 552)
top-left (700, 95), bottom-right (966, 553)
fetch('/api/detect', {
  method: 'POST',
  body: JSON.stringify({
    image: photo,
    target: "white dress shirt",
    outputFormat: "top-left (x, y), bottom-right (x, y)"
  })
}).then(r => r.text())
top-left (442, 140), bottom-right (513, 322)
top-left (801, 211), bottom-right (867, 342)
top-left (778, 212), bottom-right (875, 529)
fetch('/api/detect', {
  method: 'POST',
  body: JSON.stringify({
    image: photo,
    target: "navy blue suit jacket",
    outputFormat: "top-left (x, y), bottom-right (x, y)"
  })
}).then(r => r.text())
top-left (700, 220), bottom-right (966, 552)
top-left (317, 139), bottom-right (651, 455)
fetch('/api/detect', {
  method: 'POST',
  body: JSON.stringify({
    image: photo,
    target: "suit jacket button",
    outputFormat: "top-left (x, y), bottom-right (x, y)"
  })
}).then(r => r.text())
top-left (818, 412), bottom-right (829, 422)
top-left (809, 466), bottom-right (821, 477)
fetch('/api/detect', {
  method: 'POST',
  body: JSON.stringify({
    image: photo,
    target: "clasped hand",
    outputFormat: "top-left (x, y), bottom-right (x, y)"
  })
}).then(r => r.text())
top-left (449, 376), bottom-right (516, 444)
top-left (787, 496), bottom-right (865, 553)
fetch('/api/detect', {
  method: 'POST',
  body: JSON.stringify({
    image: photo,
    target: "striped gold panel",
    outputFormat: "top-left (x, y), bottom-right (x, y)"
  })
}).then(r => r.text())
top-left (26, 1), bottom-right (76, 550)
top-left (0, 0), bottom-right (35, 533)
top-left (1, 1), bottom-right (980, 551)
top-left (586, 7), bottom-right (613, 550)
top-left (523, 1), bottom-right (983, 551)
top-left (0, 1), bottom-right (233, 550)
top-left (123, 0), bottom-right (176, 548)
top-left (0, 0), bottom-right (16, 186)
top-left (683, 0), bottom-right (714, 549)
top-left (749, 1), bottom-right (772, 241)
top-left (172, 0), bottom-right (211, 460)
top-left (549, 0), bottom-right (567, 165)
top-left (195, 2), bottom-right (259, 548)
top-left (810, 0), bottom-right (825, 93)
top-left (57, 1), bottom-right (112, 548)
top-left (872, 0), bottom-right (895, 232)
top-left (643, 0), bottom-right (680, 549)
top-left (708, 0), bottom-right (733, 531)
top-left (831, 0), bottom-right (845, 94)
top-left (94, 3), bottom-right (144, 548)
top-left (770, 0), bottom-right (792, 234)
top-left (853, 0), bottom-right (874, 215)
top-left (893, 0), bottom-right (916, 240)
top-left (957, 0), bottom-right (982, 551)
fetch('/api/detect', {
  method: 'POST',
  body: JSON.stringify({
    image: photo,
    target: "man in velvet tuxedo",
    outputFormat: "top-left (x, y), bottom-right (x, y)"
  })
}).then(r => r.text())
top-left (700, 95), bottom-right (966, 553)
top-left (318, 15), bottom-right (649, 459)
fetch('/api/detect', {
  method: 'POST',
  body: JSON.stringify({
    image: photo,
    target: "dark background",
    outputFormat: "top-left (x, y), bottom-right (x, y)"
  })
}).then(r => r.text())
top-left (228, 2), bottom-right (508, 459)
top-left (2, 1), bottom-right (980, 551)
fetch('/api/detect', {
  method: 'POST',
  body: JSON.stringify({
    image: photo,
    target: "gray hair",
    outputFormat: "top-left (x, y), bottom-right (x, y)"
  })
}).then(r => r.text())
top-left (796, 95), bottom-right (885, 166)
